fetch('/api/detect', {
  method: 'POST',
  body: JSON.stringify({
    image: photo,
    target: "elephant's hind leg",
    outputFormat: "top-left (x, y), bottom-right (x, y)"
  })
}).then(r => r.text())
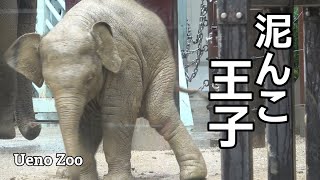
top-left (143, 66), bottom-right (207, 180)
top-left (78, 108), bottom-right (103, 180)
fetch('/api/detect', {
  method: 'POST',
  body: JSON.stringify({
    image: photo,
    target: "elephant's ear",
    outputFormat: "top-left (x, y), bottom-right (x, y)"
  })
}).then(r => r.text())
top-left (91, 22), bottom-right (122, 73)
top-left (4, 33), bottom-right (44, 87)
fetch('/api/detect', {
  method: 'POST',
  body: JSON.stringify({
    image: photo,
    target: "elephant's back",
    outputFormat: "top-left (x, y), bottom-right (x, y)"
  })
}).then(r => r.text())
top-left (60, 0), bottom-right (173, 72)
top-left (93, 0), bottom-right (172, 70)
top-left (111, 0), bottom-right (172, 64)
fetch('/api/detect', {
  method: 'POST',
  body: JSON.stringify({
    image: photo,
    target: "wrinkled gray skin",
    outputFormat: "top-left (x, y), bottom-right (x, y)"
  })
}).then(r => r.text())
top-left (0, 0), bottom-right (41, 140)
top-left (4, 0), bottom-right (207, 179)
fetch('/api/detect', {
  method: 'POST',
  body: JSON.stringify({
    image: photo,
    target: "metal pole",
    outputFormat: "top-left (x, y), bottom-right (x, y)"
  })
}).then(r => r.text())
top-left (208, 0), bottom-right (218, 125)
top-left (216, 0), bottom-right (252, 179)
top-left (208, 0), bottom-right (221, 147)
top-left (248, 9), bottom-right (266, 148)
top-left (298, 7), bottom-right (305, 104)
top-left (304, 7), bottom-right (320, 180)
top-left (266, 7), bottom-right (296, 180)
top-left (178, 0), bottom-right (187, 53)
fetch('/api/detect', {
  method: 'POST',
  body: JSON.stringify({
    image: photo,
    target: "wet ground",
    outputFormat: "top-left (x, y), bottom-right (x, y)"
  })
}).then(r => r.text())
top-left (0, 124), bottom-right (306, 180)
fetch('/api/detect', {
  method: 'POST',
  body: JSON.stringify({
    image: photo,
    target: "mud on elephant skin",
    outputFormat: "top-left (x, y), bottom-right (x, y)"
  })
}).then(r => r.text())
top-left (4, 0), bottom-right (207, 179)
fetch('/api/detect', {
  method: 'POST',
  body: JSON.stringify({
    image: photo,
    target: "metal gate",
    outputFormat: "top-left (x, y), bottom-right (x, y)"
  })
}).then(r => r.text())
top-left (207, 0), bottom-right (320, 179)
top-left (33, 0), bottom-right (66, 122)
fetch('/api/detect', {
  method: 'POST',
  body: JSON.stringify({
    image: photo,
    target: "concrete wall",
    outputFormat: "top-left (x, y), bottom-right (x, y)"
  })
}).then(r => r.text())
top-left (185, 0), bottom-right (209, 91)
top-left (183, 0), bottom-right (210, 129)
top-left (182, 1), bottom-right (211, 137)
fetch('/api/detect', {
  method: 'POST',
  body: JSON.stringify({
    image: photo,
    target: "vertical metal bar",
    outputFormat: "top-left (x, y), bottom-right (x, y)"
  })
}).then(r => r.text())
top-left (177, 0), bottom-right (193, 128)
top-left (178, 0), bottom-right (187, 53)
top-left (216, 0), bottom-right (252, 179)
top-left (266, 7), bottom-right (295, 180)
top-left (172, 0), bottom-right (180, 111)
top-left (304, 7), bottom-right (320, 180)
top-left (298, 7), bottom-right (304, 104)
top-left (248, 9), bottom-right (266, 148)
top-left (36, 0), bottom-right (46, 35)
top-left (208, 0), bottom-right (219, 125)
top-left (210, 2), bottom-right (218, 59)
top-left (208, 0), bottom-right (219, 147)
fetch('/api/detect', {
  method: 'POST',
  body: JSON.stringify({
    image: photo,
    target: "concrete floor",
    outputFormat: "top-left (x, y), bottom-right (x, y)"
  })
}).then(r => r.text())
top-left (0, 124), bottom-right (64, 154)
top-left (0, 123), bottom-right (218, 180)
top-left (0, 123), bottom-right (306, 180)
top-left (0, 122), bottom-right (217, 154)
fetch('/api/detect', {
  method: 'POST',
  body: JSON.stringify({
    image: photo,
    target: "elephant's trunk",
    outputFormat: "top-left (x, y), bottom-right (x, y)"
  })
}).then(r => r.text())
top-left (55, 95), bottom-right (86, 179)
top-left (16, 75), bottom-right (41, 140)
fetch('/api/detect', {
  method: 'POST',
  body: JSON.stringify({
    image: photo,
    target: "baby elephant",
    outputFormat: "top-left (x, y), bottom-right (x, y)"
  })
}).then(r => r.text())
top-left (4, 0), bottom-right (207, 179)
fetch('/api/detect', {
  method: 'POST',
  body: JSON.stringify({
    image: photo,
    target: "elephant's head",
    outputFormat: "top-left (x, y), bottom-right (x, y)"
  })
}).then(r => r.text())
top-left (5, 21), bottom-right (122, 94)
top-left (4, 21), bottom-right (122, 178)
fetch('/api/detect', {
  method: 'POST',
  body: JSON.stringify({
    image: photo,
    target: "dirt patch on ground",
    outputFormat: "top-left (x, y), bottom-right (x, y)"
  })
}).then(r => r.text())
top-left (0, 126), bottom-right (306, 180)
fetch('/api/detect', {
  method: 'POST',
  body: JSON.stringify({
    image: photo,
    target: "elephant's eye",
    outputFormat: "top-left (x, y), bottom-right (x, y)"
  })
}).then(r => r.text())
top-left (86, 75), bottom-right (94, 84)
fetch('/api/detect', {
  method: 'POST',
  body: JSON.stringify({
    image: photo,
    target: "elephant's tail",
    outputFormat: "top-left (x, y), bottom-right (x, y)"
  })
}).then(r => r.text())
top-left (175, 85), bottom-right (208, 101)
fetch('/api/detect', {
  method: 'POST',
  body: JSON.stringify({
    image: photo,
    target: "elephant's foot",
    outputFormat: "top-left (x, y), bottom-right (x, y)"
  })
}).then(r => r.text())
top-left (179, 155), bottom-right (207, 180)
top-left (56, 166), bottom-right (99, 180)
top-left (18, 121), bottom-right (41, 140)
top-left (80, 173), bottom-right (99, 180)
top-left (56, 166), bottom-right (70, 179)
top-left (163, 123), bottom-right (207, 180)
top-left (103, 172), bottom-right (134, 180)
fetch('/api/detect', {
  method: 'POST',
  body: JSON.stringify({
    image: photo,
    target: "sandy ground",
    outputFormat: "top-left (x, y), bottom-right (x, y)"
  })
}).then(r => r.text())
top-left (0, 125), bottom-right (306, 180)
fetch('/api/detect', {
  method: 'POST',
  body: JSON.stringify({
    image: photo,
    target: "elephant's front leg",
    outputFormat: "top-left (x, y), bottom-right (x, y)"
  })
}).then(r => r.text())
top-left (56, 104), bottom-right (103, 180)
top-left (102, 91), bottom-right (141, 180)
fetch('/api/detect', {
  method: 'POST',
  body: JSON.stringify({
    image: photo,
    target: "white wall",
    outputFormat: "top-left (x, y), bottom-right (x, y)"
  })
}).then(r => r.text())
top-left (185, 0), bottom-right (209, 91)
